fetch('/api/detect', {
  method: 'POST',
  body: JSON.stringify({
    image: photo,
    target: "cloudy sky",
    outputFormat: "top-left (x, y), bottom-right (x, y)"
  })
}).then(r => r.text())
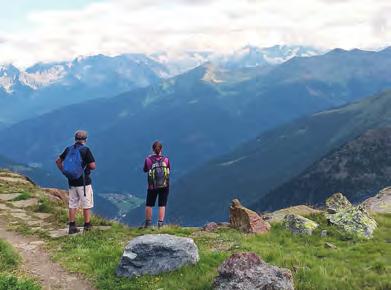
top-left (0, 0), bottom-right (390, 66)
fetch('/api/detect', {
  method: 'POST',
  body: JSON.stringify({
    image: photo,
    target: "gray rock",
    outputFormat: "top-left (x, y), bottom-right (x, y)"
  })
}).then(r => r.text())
top-left (320, 230), bottom-right (328, 238)
top-left (116, 234), bottom-right (199, 278)
top-left (213, 252), bottom-right (294, 290)
top-left (283, 214), bottom-right (319, 235)
top-left (327, 204), bottom-right (377, 239)
top-left (325, 192), bottom-right (352, 213)
top-left (361, 187), bottom-right (391, 214)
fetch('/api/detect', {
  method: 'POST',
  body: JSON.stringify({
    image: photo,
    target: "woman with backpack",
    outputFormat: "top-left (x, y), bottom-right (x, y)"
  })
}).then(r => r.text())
top-left (143, 141), bottom-right (170, 228)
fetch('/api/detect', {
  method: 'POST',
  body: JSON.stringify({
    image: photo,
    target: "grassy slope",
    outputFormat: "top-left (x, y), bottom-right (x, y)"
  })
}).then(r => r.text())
top-left (0, 240), bottom-right (40, 290)
top-left (1, 170), bottom-right (390, 290)
top-left (48, 214), bottom-right (391, 290)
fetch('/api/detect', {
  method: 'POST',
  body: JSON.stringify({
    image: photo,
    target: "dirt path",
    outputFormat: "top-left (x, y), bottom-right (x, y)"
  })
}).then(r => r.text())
top-left (0, 221), bottom-right (95, 290)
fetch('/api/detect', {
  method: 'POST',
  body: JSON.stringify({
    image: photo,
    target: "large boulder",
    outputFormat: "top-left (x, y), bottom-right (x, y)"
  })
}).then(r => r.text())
top-left (265, 205), bottom-right (322, 224)
top-left (116, 234), bottom-right (199, 278)
top-left (325, 192), bottom-right (352, 213)
top-left (327, 204), bottom-right (377, 239)
top-left (361, 187), bottom-right (391, 214)
top-left (213, 252), bottom-right (294, 290)
top-left (283, 214), bottom-right (319, 235)
top-left (229, 199), bottom-right (271, 234)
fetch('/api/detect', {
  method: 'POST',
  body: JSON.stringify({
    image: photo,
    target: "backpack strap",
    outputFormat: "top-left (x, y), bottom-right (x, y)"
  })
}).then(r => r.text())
top-left (74, 144), bottom-right (87, 196)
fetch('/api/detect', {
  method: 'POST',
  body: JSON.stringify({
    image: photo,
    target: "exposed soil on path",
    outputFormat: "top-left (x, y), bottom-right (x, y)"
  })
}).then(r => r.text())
top-left (0, 220), bottom-right (95, 290)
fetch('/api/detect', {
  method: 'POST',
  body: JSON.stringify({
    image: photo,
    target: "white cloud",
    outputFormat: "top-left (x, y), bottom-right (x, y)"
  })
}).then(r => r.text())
top-left (0, 0), bottom-right (390, 67)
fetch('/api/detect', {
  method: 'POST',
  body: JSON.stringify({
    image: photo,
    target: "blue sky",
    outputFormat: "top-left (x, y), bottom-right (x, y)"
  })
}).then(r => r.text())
top-left (0, 0), bottom-right (390, 67)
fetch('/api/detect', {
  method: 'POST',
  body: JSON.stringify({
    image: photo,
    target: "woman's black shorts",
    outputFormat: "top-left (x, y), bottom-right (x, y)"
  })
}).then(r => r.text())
top-left (146, 187), bottom-right (169, 207)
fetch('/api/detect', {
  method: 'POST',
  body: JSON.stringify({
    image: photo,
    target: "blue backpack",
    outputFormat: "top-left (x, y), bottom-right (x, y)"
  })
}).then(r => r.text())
top-left (62, 145), bottom-right (85, 180)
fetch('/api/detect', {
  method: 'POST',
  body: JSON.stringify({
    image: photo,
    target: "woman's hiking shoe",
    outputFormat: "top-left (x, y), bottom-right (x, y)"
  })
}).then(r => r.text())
top-left (144, 220), bottom-right (152, 228)
top-left (157, 220), bottom-right (164, 229)
top-left (68, 222), bottom-right (80, 235)
top-left (84, 222), bottom-right (93, 232)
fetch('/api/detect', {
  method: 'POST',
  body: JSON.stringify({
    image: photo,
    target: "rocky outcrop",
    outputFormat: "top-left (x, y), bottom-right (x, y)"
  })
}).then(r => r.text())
top-left (327, 204), bottom-right (377, 239)
top-left (325, 192), bottom-right (352, 213)
top-left (264, 205), bottom-right (321, 224)
top-left (229, 199), bottom-right (271, 234)
top-left (42, 188), bottom-right (69, 204)
top-left (283, 214), bottom-right (319, 235)
top-left (361, 187), bottom-right (391, 214)
top-left (213, 252), bottom-right (294, 290)
top-left (116, 234), bottom-right (199, 278)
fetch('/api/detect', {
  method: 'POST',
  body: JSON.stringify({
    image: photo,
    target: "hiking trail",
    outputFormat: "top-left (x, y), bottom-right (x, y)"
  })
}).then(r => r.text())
top-left (0, 171), bottom-right (96, 290)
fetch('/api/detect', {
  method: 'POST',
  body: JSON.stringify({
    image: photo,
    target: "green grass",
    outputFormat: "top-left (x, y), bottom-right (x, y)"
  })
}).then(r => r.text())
top-left (12, 191), bottom-right (33, 201)
top-left (48, 214), bottom-right (391, 290)
top-left (0, 240), bottom-right (40, 290)
top-left (1, 172), bottom-right (389, 290)
top-left (0, 239), bottom-right (20, 272)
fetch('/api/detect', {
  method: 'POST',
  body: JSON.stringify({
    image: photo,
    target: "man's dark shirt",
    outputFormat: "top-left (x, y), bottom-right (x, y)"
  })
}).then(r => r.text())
top-left (59, 143), bottom-right (95, 187)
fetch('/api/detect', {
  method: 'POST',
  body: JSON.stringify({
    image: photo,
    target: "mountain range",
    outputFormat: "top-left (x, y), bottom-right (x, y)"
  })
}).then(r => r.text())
top-left (150, 45), bottom-right (322, 74)
top-left (167, 90), bottom-right (391, 225)
top-left (255, 127), bottom-right (391, 211)
top-left (0, 54), bottom-right (166, 124)
top-left (0, 45), bottom-right (324, 125)
top-left (0, 47), bottom-right (390, 225)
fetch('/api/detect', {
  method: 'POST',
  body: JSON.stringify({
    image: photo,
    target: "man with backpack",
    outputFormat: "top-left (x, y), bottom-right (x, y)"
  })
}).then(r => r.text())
top-left (143, 141), bottom-right (170, 229)
top-left (55, 130), bottom-right (96, 234)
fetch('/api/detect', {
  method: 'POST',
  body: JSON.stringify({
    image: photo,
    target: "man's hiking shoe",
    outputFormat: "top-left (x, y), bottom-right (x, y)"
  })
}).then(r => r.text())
top-left (68, 225), bottom-right (80, 235)
top-left (158, 220), bottom-right (164, 229)
top-left (84, 223), bottom-right (93, 232)
top-left (144, 220), bottom-right (152, 229)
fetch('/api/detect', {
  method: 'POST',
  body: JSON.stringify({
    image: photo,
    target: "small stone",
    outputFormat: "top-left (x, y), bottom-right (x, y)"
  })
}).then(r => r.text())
top-left (229, 199), bottom-right (271, 234)
top-left (202, 222), bottom-right (219, 232)
top-left (29, 241), bottom-right (45, 246)
top-left (320, 230), bottom-right (328, 238)
top-left (325, 242), bottom-right (337, 249)
top-left (213, 252), bottom-right (294, 290)
top-left (283, 214), bottom-right (319, 235)
top-left (33, 213), bottom-right (52, 220)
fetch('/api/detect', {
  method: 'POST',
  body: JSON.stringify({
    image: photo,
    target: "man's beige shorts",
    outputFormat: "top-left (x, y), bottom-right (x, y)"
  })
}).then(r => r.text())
top-left (69, 185), bottom-right (94, 209)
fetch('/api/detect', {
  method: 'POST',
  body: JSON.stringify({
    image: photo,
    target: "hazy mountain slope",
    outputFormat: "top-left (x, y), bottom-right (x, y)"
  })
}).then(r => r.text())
top-left (0, 155), bottom-right (63, 188)
top-left (255, 127), bottom-right (391, 211)
top-left (168, 90), bottom-right (391, 225)
top-left (0, 54), bottom-right (165, 123)
top-left (0, 49), bottom-right (390, 222)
